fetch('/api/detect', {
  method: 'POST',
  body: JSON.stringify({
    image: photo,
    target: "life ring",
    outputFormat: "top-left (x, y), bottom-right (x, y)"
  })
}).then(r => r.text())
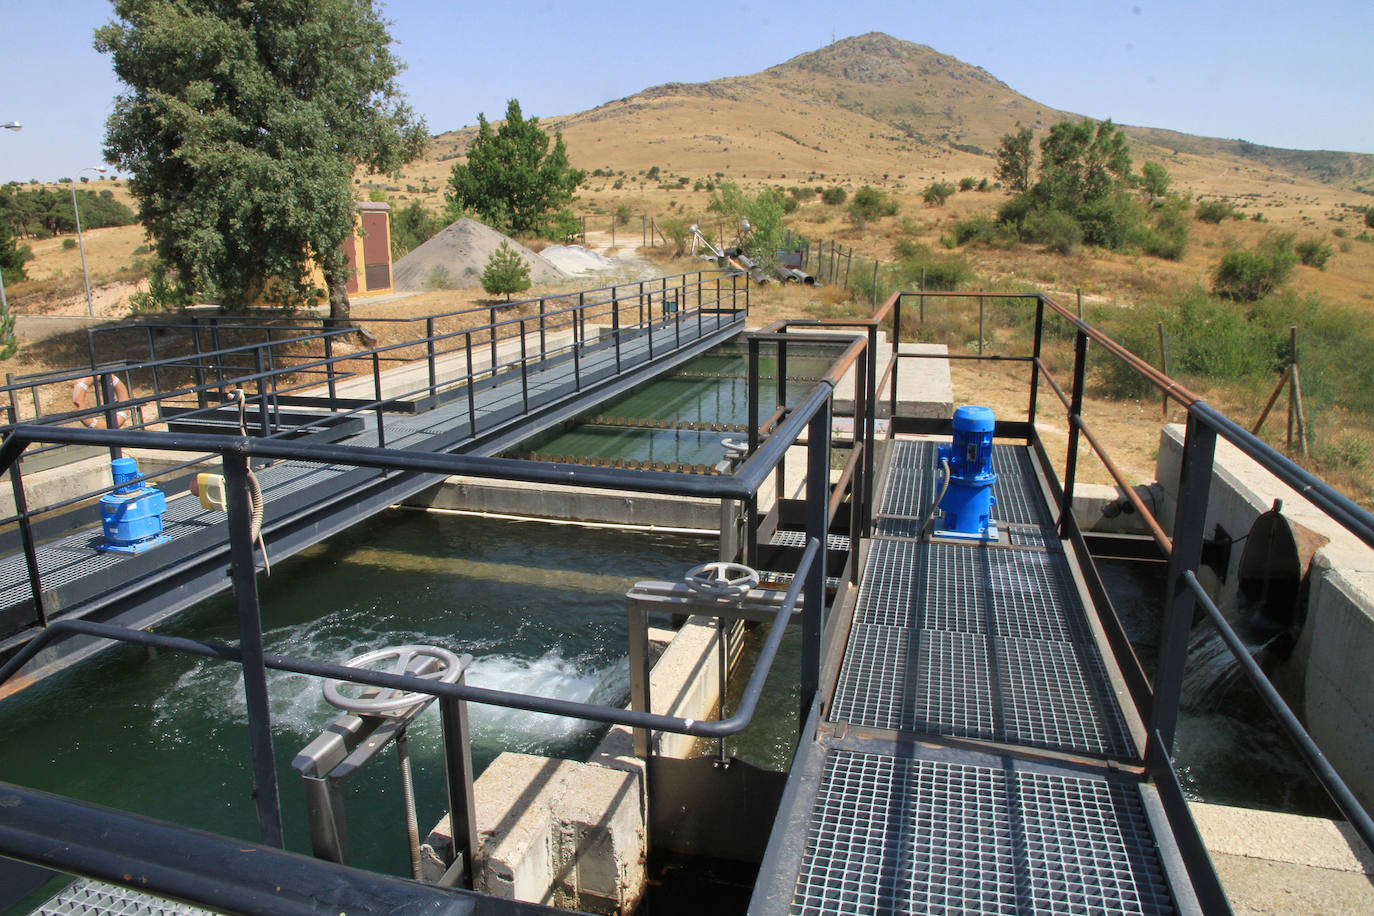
top-left (72, 375), bottom-right (131, 428)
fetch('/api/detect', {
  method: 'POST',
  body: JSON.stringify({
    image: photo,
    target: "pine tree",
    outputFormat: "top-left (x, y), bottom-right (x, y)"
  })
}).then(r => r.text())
top-left (481, 242), bottom-right (531, 301)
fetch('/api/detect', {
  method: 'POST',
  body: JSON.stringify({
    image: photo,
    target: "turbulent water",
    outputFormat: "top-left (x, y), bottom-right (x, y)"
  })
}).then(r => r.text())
top-left (0, 509), bottom-right (713, 876)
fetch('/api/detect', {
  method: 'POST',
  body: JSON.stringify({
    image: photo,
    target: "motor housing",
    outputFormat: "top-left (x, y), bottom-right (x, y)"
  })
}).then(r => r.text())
top-left (936, 405), bottom-right (998, 540)
top-left (99, 457), bottom-right (169, 554)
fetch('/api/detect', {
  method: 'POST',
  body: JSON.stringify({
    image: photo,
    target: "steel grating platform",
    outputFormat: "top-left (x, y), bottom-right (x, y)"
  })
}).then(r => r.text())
top-left (785, 747), bottom-right (1175, 916)
top-left (749, 436), bottom-right (1192, 915)
top-left (32, 879), bottom-right (212, 915)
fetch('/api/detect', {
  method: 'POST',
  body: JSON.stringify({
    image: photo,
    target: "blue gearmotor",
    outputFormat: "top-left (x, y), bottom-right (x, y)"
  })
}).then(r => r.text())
top-left (935, 405), bottom-right (998, 541)
top-left (98, 457), bottom-right (169, 554)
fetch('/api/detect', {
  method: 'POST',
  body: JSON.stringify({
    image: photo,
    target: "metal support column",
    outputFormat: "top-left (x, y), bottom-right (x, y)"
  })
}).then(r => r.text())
top-left (223, 453), bottom-right (284, 848)
top-left (629, 601), bottom-right (652, 758)
top-left (438, 676), bottom-right (479, 889)
top-left (802, 401), bottom-right (830, 724)
top-left (1059, 329), bottom-right (1089, 538)
top-left (1149, 412), bottom-right (1217, 754)
top-left (1028, 296), bottom-right (1045, 425)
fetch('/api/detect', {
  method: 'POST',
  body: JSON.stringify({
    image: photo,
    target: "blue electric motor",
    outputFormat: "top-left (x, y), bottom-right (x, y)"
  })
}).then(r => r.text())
top-left (98, 457), bottom-right (169, 554)
top-left (935, 405), bottom-right (998, 540)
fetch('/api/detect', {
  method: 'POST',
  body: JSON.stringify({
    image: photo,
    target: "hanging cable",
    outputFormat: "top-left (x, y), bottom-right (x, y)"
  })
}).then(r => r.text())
top-left (230, 389), bottom-right (271, 576)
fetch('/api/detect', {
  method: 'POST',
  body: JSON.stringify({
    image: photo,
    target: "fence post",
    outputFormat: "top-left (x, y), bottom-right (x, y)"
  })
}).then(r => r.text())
top-left (10, 458), bottom-right (46, 628)
top-left (1158, 322), bottom-right (1169, 420)
top-left (919, 270), bottom-right (925, 323)
top-left (871, 260), bottom-right (879, 306)
top-left (371, 351), bottom-right (385, 448)
top-left (802, 401), bottom-right (831, 725)
top-left (488, 306), bottom-right (498, 373)
top-left (426, 317), bottom-right (437, 401)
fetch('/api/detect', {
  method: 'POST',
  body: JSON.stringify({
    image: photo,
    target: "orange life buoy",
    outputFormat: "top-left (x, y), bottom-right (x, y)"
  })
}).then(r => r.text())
top-left (72, 375), bottom-right (131, 428)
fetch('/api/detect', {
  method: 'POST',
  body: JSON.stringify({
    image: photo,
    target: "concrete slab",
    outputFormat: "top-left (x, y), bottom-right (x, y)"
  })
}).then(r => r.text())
top-left (1190, 802), bottom-right (1374, 914)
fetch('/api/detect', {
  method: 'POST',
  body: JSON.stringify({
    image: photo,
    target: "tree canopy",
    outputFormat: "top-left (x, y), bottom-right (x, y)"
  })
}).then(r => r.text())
top-left (446, 100), bottom-right (584, 238)
top-left (994, 125), bottom-right (1034, 194)
top-left (96, 0), bottom-right (427, 317)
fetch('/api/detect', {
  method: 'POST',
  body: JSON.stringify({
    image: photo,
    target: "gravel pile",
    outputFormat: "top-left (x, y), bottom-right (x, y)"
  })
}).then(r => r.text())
top-left (392, 218), bottom-right (566, 291)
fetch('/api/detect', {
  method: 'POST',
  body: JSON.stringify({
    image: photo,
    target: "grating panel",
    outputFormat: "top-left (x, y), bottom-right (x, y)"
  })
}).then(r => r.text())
top-left (830, 622), bottom-right (914, 729)
top-left (789, 750), bottom-right (1174, 916)
top-left (35, 879), bottom-right (212, 915)
top-left (769, 530), bottom-right (851, 551)
top-left (998, 637), bottom-right (1134, 758)
top-left (853, 539), bottom-right (922, 628)
top-left (990, 447), bottom-right (1052, 527)
top-left (873, 516), bottom-right (925, 539)
top-left (1009, 525), bottom-right (1062, 551)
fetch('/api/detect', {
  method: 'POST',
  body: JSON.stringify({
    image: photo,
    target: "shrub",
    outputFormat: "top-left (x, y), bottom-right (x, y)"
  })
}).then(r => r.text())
top-left (921, 181), bottom-right (956, 207)
top-left (893, 239), bottom-right (974, 290)
top-left (1366, 208), bottom-right (1374, 229)
top-left (958, 177), bottom-right (977, 191)
top-left (1077, 191), bottom-right (1143, 249)
top-left (480, 242), bottom-right (531, 300)
top-left (614, 204), bottom-right (632, 226)
top-left (1024, 209), bottom-right (1082, 254)
top-left (820, 186), bottom-right (846, 206)
top-left (849, 186), bottom-right (898, 224)
top-left (658, 218), bottom-right (691, 256)
top-left (1134, 197), bottom-right (1190, 260)
top-left (1196, 199), bottom-right (1237, 223)
top-left (952, 215), bottom-right (1018, 248)
top-left (62, 237), bottom-right (77, 250)
top-left (1213, 233), bottom-right (1298, 301)
top-left (1295, 238), bottom-right (1333, 269)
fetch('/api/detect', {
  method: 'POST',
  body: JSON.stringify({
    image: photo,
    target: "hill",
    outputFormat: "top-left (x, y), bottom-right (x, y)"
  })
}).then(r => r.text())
top-left (403, 32), bottom-right (1373, 217)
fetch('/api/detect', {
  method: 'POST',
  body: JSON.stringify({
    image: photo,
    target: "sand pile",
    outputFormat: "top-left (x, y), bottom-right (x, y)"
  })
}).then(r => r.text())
top-left (392, 218), bottom-right (566, 291)
top-left (538, 244), bottom-right (620, 277)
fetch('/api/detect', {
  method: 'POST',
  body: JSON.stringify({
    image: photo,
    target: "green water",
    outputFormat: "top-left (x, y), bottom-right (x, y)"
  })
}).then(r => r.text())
top-left (0, 510), bottom-right (714, 878)
top-left (515, 345), bottom-right (843, 466)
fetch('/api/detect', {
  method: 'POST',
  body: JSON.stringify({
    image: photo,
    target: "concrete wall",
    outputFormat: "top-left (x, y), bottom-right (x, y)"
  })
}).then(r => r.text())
top-left (410, 477), bottom-right (720, 532)
top-left (1156, 424), bottom-right (1374, 810)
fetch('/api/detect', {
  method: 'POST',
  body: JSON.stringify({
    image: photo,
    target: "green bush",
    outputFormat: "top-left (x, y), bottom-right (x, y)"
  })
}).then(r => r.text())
top-left (848, 186), bottom-right (898, 224)
top-left (1365, 208), bottom-right (1374, 229)
top-left (952, 214), bottom-right (1018, 248)
top-left (1213, 233), bottom-right (1298, 301)
top-left (893, 239), bottom-right (974, 290)
top-left (1134, 197), bottom-right (1191, 260)
top-left (820, 186), bottom-right (847, 206)
top-left (658, 217), bottom-right (691, 256)
top-left (958, 177), bottom-right (977, 191)
top-left (921, 181), bottom-right (956, 207)
top-left (614, 204), bottom-right (632, 226)
top-left (1295, 238), bottom-right (1333, 269)
top-left (1195, 198), bottom-right (1237, 223)
top-left (62, 237), bottom-right (77, 250)
top-left (1024, 209), bottom-right (1082, 254)
top-left (1076, 191), bottom-right (1143, 249)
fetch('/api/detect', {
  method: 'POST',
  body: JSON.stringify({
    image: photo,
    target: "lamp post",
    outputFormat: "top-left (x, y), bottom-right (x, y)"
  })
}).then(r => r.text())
top-left (0, 122), bottom-right (21, 314)
top-left (70, 166), bottom-right (108, 317)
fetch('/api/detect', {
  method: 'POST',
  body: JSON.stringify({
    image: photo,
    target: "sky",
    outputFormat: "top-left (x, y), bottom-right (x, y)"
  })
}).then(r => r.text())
top-left (1, 0), bottom-right (1370, 184)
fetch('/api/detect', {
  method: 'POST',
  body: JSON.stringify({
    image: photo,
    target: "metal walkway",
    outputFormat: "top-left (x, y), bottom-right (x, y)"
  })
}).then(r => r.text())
top-left (753, 438), bottom-right (1196, 915)
top-left (0, 309), bottom-right (743, 663)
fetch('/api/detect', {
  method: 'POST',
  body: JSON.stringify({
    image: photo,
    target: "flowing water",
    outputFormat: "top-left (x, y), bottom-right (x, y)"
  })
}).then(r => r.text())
top-left (0, 510), bottom-right (714, 878)
top-left (1094, 558), bottom-right (1338, 816)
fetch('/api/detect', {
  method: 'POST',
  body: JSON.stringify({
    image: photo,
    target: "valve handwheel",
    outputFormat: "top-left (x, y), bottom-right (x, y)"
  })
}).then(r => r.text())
top-left (684, 561), bottom-right (759, 599)
top-left (323, 645), bottom-right (468, 715)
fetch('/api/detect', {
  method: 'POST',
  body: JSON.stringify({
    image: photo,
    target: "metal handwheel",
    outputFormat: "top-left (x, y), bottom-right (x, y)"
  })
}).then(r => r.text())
top-left (322, 645), bottom-right (468, 715)
top-left (684, 561), bottom-right (759, 599)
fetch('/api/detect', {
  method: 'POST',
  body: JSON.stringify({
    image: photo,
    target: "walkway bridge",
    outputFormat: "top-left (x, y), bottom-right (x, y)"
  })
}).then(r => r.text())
top-left (1, 287), bottom-right (1372, 915)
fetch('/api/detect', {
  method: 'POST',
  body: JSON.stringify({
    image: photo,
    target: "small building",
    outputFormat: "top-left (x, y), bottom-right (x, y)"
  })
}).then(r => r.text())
top-left (342, 201), bottom-right (393, 297)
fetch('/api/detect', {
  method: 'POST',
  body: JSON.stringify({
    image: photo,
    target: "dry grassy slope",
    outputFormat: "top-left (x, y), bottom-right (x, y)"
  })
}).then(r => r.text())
top-left (409, 32), bottom-right (1374, 215)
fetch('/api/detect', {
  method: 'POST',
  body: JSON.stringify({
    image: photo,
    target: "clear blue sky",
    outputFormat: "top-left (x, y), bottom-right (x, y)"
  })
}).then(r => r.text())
top-left (2, 0), bottom-right (1370, 183)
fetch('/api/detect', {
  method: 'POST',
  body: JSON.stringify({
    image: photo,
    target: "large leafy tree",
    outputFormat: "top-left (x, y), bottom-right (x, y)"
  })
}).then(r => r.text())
top-left (446, 100), bottom-right (584, 237)
top-left (96, 0), bottom-right (427, 318)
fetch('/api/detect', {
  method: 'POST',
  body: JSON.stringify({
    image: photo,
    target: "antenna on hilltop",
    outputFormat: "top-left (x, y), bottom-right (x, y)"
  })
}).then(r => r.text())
top-left (831, 30), bottom-right (835, 45)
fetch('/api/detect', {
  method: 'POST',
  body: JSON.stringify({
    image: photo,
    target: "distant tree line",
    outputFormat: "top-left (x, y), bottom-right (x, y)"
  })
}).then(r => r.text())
top-left (0, 184), bottom-right (137, 239)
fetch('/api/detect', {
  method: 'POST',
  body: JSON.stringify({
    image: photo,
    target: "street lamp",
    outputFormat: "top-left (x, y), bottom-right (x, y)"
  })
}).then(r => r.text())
top-left (0, 122), bottom-right (20, 315)
top-left (70, 166), bottom-right (108, 317)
